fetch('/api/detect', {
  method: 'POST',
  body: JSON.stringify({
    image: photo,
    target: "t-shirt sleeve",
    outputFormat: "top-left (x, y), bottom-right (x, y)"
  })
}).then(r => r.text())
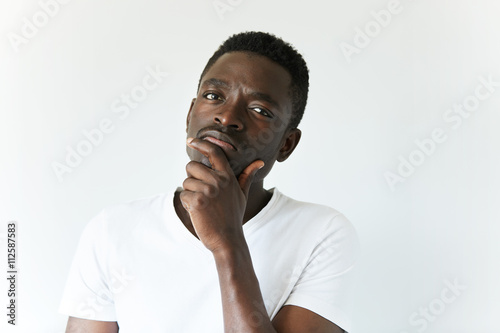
top-left (58, 210), bottom-right (117, 321)
top-left (283, 213), bottom-right (359, 332)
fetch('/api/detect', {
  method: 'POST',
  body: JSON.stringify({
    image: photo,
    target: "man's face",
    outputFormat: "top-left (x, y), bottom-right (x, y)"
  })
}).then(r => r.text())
top-left (186, 51), bottom-right (299, 179)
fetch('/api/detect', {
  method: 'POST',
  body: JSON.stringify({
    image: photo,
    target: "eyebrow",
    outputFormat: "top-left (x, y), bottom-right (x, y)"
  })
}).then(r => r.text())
top-left (249, 91), bottom-right (281, 110)
top-left (201, 78), bottom-right (281, 110)
top-left (201, 78), bottom-right (231, 89)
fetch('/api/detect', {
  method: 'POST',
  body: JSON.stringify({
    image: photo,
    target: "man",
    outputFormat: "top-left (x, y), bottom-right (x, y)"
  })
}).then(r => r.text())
top-left (60, 31), bottom-right (358, 332)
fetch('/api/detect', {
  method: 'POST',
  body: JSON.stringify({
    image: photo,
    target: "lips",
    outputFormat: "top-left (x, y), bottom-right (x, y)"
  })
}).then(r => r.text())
top-left (199, 130), bottom-right (237, 151)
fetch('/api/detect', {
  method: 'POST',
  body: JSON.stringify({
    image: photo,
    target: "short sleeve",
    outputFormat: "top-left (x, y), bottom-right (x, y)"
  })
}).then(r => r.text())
top-left (58, 210), bottom-right (117, 321)
top-left (284, 214), bottom-right (359, 332)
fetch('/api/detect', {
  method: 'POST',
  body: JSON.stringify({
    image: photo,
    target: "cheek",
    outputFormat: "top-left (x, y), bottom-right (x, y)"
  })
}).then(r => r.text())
top-left (255, 134), bottom-right (284, 160)
top-left (186, 108), bottom-right (207, 132)
top-left (186, 120), bottom-right (203, 139)
top-left (239, 139), bottom-right (276, 162)
top-left (258, 146), bottom-right (280, 163)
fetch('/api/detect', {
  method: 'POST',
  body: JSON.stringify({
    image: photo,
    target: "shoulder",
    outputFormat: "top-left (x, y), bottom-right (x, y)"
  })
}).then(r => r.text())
top-left (84, 192), bottom-right (170, 238)
top-left (271, 189), bottom-right (359, 259)
top-left (102, 192), bottom-right (169, 219)
top-left (273, 189), bottom-right (355, 234)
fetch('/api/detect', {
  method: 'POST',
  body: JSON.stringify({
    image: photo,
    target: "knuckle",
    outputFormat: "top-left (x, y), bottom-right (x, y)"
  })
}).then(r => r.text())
top-left (204, 184), bottom-right (219, 198)
top-left (186, 161), bottom-right (196, 172)
top-left (179, 192), bottom-right (190, 209)
top-left (193, 192), bottom-right (208, 208)
top-left (219, 174), bottom-right (230, 187)
top-left (179, 191), bottom-right (187, 201)
top-left (207, 172), bottom-right (219, 184)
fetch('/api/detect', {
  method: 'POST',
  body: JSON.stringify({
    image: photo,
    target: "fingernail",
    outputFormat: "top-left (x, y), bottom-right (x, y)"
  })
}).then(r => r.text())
top-left (187, 137), bottom-right (194, 144)
top-left (258, 162), bottom-right (265, 170)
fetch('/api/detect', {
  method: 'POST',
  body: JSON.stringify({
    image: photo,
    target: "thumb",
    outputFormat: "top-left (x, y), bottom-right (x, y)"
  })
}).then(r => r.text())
top-left (238, 160), bottom-right (265, 198)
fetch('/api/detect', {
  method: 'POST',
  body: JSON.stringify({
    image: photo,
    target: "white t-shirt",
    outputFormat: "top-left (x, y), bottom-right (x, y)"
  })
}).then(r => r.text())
top-left (59, 188), bottom-right (359, 332)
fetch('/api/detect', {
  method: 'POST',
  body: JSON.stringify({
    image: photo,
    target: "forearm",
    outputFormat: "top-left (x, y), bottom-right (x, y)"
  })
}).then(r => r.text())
top-left (213, 240), bottom-right (277, 333)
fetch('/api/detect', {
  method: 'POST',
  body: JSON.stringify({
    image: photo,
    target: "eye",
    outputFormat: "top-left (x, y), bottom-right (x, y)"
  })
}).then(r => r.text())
top-left (252, 107), bottom-right (273, 118)
top-left (204, 92), bottom-right (222, 101)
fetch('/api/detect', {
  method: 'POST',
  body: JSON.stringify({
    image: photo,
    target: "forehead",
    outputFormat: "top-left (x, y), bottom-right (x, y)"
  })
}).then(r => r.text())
top-left (200, 52), bottom-right (293, 115)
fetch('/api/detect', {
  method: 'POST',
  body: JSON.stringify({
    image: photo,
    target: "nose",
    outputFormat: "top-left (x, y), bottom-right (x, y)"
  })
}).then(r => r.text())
top-left (213, 103), bottom-right (244, 130)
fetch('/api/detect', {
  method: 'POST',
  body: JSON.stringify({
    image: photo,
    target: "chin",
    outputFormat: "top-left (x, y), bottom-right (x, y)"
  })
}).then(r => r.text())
top-left (227, 159), bottom-right (245, 176)
top-left (199, 157), bottom-right (212, 169)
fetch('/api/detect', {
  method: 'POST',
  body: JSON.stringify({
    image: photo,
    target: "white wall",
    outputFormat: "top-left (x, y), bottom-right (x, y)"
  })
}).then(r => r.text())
top-left (1, 0), bottom-right (499, 332)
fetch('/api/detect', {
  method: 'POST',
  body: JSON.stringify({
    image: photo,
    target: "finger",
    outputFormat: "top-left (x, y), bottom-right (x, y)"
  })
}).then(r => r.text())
top-left (179, 189), bottom-right (210, 211)
top-left (238, 160), bottom-right (264, 198)
top-left (182, 177), bottom-right (204, 192)
top-left (179, 190), bottom-right (191, 211)
top-left (186, 161), bottom-right (217, 183)
top-left (187, 137), bottom-right (232, 173)
top-left (182, 178), bottom-right (219, 198)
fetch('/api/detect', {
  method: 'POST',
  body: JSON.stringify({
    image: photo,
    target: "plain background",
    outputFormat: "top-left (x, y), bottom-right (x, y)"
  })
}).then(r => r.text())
top-left (1, 0), bottom-right (499, 332)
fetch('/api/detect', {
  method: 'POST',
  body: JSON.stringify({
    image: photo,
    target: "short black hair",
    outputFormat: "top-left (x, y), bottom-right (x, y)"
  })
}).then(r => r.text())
top-left (198, 31), bottom-right (309, 129)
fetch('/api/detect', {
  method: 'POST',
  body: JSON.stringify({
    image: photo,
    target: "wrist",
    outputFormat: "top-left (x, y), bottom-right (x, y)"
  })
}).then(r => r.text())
top-left (211, 236), bottom-right (250, 263)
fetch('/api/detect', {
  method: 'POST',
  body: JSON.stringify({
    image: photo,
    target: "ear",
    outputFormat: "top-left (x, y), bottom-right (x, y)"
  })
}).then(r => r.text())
top-left (186, 98), bottom-right (196, 132)
top-left (277, 128), bottom-right (301, 162)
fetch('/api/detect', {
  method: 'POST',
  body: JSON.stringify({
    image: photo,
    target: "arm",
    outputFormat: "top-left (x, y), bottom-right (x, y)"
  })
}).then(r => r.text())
top-left (60, 212), bottom-right (120, 333)
top-left (213, 240), bottom-right (344, 333)
top-left (65, 317), bottom-right (118, 333)
top-left (181, 138), bottom-right (345, 332)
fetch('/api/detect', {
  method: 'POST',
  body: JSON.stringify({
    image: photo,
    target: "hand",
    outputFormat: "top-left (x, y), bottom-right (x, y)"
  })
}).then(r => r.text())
top-left (180, 137), bottom-right (264, 252)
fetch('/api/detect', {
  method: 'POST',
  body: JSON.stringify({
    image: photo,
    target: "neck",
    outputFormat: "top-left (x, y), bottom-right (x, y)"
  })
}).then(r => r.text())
top-left (242, 180), bottom-right (272, 223)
